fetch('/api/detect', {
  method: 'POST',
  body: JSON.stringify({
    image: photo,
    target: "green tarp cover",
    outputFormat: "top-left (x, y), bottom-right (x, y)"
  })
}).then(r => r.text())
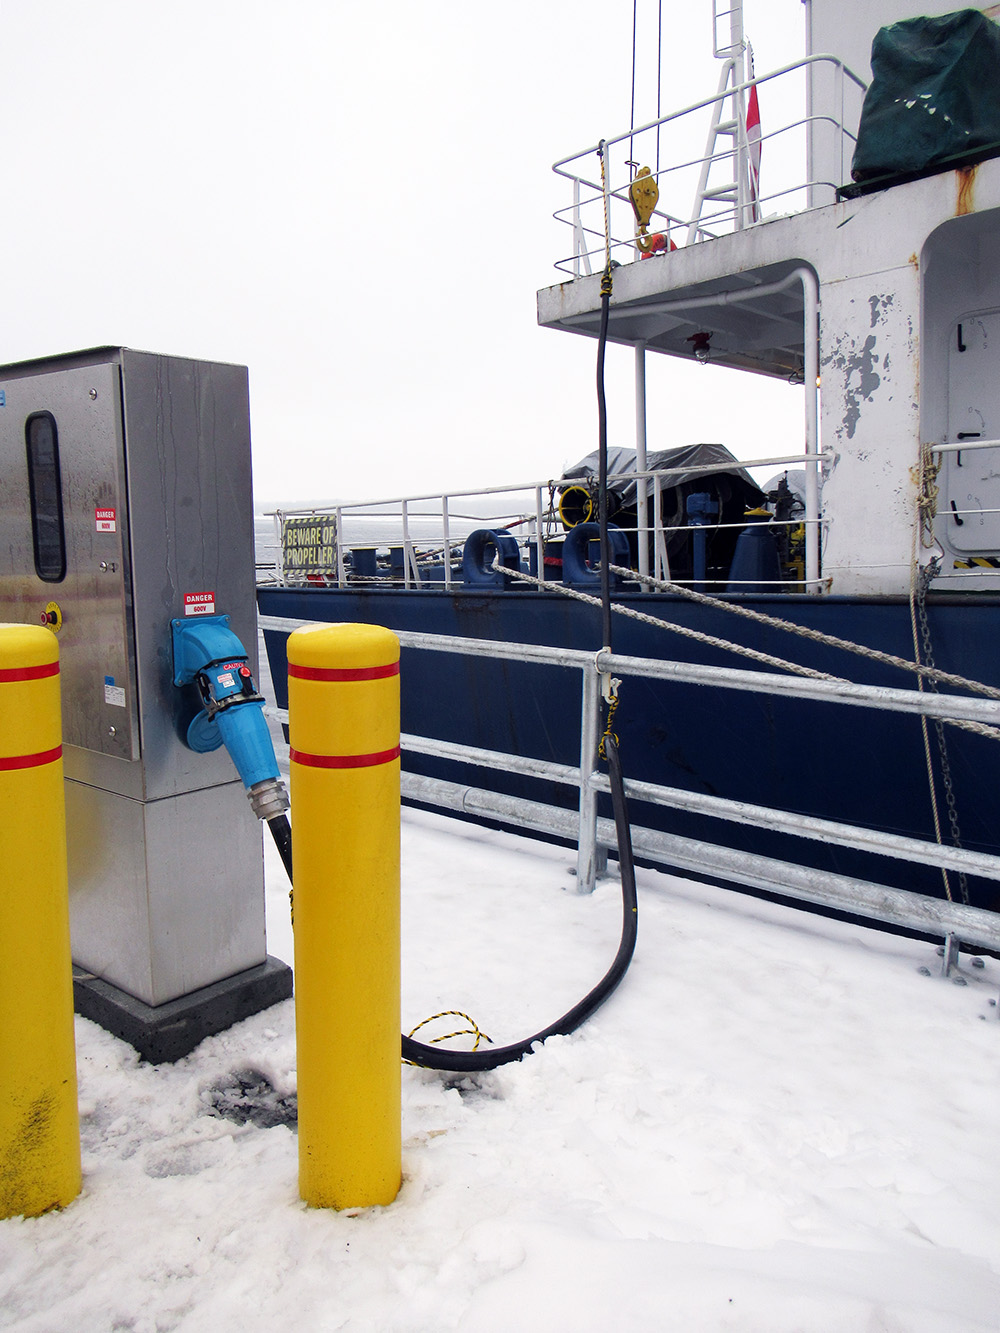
top-left (851, 8), bottom-right (1000, 182)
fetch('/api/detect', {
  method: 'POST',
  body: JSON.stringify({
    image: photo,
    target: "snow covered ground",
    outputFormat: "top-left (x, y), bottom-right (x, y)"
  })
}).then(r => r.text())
top-left (2, 807), bottom-right (1000, 1332)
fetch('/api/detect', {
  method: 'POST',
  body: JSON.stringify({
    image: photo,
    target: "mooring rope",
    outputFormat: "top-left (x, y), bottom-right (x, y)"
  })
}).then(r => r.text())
top-left (491, 555), bottom-right (1000, 744)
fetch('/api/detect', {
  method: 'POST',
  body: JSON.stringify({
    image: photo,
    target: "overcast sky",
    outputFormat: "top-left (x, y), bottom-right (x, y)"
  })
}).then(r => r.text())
top-left (1, 1), bottom-right (808, 508)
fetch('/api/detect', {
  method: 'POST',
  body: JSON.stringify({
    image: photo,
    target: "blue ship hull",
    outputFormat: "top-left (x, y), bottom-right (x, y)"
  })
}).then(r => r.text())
top-left (257, 585), bottom-right (1000, 916)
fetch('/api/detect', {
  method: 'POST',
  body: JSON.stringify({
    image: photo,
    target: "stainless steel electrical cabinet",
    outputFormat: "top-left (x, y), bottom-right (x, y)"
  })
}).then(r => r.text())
top-left (0, 348), bottom-right (285, 1027)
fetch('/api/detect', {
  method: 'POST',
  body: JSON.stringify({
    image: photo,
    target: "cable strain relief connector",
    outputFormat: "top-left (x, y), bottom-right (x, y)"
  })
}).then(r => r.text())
top-left (248, 776), bottom-right (290, 823)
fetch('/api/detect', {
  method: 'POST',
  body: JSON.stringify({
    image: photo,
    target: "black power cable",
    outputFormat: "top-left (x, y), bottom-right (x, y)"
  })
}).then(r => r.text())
top-left (406, 247), bottom-right (637, 1072)
top-left (266, 244), bottom-right (638, 1074)
top-left (401, 733), bottom-right (637, 1071)
top-left (266, 734), bottom-right (637, 1074)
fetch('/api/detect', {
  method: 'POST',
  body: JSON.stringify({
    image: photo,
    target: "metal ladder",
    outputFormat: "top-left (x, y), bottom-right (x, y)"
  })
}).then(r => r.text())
top-left (686, 0), bottom-right (753, 243)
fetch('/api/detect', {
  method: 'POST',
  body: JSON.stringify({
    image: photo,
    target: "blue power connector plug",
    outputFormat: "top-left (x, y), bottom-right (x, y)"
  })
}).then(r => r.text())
top-left (171, 614), bottom-right (289, 822)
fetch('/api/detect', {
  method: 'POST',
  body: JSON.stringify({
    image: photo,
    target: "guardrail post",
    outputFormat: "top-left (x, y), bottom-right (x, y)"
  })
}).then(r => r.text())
top-left (288, 622), bottom-right (401, 1209)
top-left (0, 624), bottom-right (81, 1219)
top-left (577, 665), bottom-right (603, 893)
top-left (635, 344), bottom-right (650, 592)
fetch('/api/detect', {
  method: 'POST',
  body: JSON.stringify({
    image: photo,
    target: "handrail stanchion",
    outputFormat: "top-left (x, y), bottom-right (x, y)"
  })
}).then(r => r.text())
top-left (577, 663), bottom-right (602, 893)
top-left (535, 487), bottom-right (546, 585)
top-left (401, 500), bottom-right (412, 589)
top-left (288, 622), bottom-right (401, 1209)
top-left (0, 624), bottom-right (81, 1220)
top-left (573, 178), bottom-right (586, 277)
top-left (635, 344), bottom-right (650, 591)
top-left (653, 475), bottom-right (671, 582)
top-left (442, 495), bottom-right (452, 591)
top-left (335, 507), bottom-right (346, 588)
top-left (801, 267), bottom-right (821, 590)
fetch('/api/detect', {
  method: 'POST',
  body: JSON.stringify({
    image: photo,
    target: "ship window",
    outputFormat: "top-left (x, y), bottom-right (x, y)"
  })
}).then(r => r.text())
top-left (25, 412), bottom-right (67, 583)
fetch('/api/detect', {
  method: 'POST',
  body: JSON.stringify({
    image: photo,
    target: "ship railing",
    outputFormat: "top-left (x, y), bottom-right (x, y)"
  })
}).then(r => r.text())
top-left (265, 449), bottom-right (823, 593)
top-left (258, 615), bottom-right (1000, 960)
top-left (552, 53), bottom-right (867, 277)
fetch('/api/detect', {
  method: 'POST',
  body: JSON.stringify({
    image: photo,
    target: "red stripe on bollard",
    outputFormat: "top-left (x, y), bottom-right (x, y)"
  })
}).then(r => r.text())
top-left (290, 745), bottom-right (400, 769)
top-left (0, 663), bottom-right (59, 683)
top-left (0, 745), bottom-right (63, 772)
top-left (287, 662), bottom-right (400, 682)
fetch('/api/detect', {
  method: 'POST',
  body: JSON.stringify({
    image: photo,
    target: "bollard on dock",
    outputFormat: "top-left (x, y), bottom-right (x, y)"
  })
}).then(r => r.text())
top-left (288, 622), bottom-right (401, 1209)
top-left (0, 623), bottom-right (81, 1219)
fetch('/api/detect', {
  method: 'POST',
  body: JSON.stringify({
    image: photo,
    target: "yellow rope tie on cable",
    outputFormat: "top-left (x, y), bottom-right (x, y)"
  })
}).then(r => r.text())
top-left (599, 678), bottom-right (620, 761)
top-left (598, 140), bottom-right (614, 297)
top-left (405, 1011), bottom-right (493, 1064)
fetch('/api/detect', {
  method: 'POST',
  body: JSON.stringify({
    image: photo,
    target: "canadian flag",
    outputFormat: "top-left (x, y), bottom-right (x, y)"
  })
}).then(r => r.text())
top-left (746, 53), bottom-right (762, 223)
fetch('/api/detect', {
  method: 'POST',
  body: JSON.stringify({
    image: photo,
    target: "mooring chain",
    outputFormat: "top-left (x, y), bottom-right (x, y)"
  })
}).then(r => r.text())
top-left (907, 447), bottom-right (965, 904)
top-left (913, 559), bottom-right (970, 904)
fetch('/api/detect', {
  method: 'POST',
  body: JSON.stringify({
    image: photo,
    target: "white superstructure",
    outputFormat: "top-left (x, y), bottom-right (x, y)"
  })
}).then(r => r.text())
top-left (537, 1), bottom-right (1000, 596)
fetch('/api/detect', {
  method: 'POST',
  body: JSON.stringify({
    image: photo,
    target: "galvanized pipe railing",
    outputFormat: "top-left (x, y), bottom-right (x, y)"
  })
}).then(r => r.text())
top-left (396, 771), bottom-right (1000, 957)
top-left (259, 615), bottom-right (1000, 953)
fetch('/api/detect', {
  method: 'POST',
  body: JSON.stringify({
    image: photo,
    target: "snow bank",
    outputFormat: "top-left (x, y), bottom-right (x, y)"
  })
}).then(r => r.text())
top-left (2, 808), bottom-right (999, 1331)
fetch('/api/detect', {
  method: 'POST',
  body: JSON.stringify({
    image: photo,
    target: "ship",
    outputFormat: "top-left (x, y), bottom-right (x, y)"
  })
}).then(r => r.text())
top-left (258, 1), bottom-right (1000, 930)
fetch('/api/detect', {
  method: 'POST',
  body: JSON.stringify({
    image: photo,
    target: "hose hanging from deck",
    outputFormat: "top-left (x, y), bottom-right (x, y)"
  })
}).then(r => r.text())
top-left (268, 143), bottom-right (639, 1072)
top-left (401, 156), bottom-right (638, 1071)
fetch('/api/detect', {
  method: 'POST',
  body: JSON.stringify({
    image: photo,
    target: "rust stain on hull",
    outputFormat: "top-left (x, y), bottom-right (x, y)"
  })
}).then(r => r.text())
top-left (957, 165), bottom-right (977, 216)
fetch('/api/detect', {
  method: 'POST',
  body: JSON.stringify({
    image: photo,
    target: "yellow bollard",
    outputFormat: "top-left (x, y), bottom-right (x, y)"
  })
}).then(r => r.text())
top-left (288, 622), bottom-right (401, 1209)
top-left (0, 624), bottom-right (81, 1218)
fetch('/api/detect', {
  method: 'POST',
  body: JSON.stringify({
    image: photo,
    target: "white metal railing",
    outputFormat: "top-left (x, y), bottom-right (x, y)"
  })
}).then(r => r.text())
top-left (552, 53), bottom-right (867, 277)
top-left (258, 615), bottom-right (1000, 959)
top-left (932, 438), bottom-right (1000, 456)
top-left (264, 450), bottom-right (821, 594)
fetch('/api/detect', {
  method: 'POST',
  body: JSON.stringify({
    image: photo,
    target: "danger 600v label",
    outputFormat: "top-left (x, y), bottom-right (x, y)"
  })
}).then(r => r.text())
top-left (184, 591), bottom-right (216, 617)
top-left (95, 507), bottom-right (117, 532)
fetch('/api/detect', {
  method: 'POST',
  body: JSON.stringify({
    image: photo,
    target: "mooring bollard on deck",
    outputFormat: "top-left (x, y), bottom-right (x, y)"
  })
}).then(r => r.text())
top-left (0, 624), bottom-right (81, 1219)
top-left (288, 622), bottom-right (401, 1209)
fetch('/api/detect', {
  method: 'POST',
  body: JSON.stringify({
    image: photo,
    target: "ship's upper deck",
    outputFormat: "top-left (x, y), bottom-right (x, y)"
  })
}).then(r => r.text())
top-left (540, 146), bottom-right (1000, 379)
top-left (535, 43), bottom-right (868, 380)
top-left (537, 4), bottom-right (1000, 382)
top-left (535, 7), bottom-right (1000, 598)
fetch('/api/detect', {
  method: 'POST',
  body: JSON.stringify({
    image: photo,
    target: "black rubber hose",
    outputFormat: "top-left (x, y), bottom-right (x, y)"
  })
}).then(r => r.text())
top-left (400, 733), bottom-right (637, 1071)
top-left (266, 813), bottom-right (293, 884)
top-left (270, 261), bottom-right (639, 1073)
top-left (402, 260), bottom-right (638, 1071)
top-left (265, 779), bottom-right (637, 1073)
